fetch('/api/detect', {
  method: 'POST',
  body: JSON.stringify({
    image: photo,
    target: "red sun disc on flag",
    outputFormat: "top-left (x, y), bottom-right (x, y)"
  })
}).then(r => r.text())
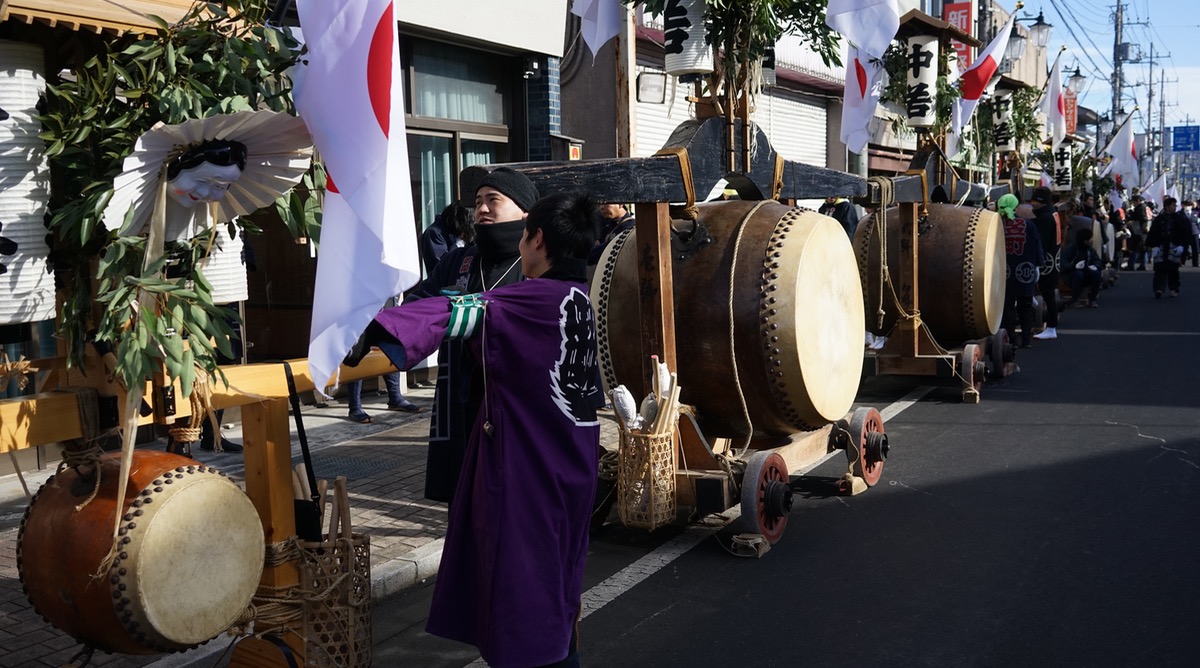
top-left (960, 56), bottom-right (997, 101)
top-left (855, 58), bottom-right (867, 97)
top-left (366, 3), bottom-right (394, 138)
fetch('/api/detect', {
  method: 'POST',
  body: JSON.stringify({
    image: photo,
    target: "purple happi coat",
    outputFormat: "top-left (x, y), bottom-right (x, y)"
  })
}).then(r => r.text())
top-left (372, 277), bottom-right (602, 667)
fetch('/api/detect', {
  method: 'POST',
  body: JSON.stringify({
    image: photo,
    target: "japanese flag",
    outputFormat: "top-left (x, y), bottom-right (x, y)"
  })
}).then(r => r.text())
top-left (296, 0), bottom-right (421, 393)
top-left (826, 0), bottom-right (901, 59)
top-left (840, 44), bottom-right (887, 154)
top-left (1100, 115), bottom-right (1138, 185)
top-left (954, 13), bottom-right (1016, 138)
top-left (1040, 50), bottom-right (1066, 150)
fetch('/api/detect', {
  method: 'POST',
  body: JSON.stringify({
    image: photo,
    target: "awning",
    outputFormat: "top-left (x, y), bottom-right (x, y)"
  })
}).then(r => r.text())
top-left (0, 0), bottom-right (192, 36)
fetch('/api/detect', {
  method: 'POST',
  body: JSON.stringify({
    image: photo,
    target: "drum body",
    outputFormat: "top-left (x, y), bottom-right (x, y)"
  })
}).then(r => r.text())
top-left (18, 451), bottom-right (264, 654)
top-left (592, 201), bottom-right (865, 438)
top-left (854, 203), bottom-right (1005, 345)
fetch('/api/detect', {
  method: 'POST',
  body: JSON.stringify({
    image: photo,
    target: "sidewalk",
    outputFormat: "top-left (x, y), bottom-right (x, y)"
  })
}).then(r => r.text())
top-left (0, 384), bottom-right (622, 667)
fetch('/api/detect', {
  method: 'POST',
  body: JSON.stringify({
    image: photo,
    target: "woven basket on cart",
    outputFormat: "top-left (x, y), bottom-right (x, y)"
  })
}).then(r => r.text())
top-left (616, 429), bottom-right (677, 531)
top-left (297, 533), bottom-right (372, 668)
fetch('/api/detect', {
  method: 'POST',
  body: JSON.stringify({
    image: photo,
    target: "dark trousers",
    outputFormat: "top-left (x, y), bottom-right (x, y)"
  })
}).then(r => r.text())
top-left (1065, 268), bottom-right (1101, 305)
top-left (1037, 273), bottom-right (1059, 328)
top-left (1002, 293), bottom-right (1036, 346)
top-left (1153, 260), bottom-right (1182, 294)
top-left (1190, 235), bottom-right (1200, 267)
top-left (1125, 236), bottom-right (1145, 269)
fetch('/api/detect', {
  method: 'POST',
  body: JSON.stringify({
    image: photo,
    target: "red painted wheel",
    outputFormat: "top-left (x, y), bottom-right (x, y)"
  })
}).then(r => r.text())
top-left (960, 343), bottom-right (984, 396)
top-left (847, 406), bottom-right (887, 486)
top-left (737, 452), bottom-right (791, 544)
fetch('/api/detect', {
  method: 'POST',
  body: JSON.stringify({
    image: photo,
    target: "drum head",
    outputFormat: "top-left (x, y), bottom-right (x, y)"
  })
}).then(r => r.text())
top-left (128, 474), bottom-right (264, 646)
top-left (977, 208), bottom-right (1006, 337)
top-left (779, 210), bottom-right (864, 422)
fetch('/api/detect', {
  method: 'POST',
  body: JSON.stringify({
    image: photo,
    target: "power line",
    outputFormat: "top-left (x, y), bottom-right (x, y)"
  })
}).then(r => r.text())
top-left (1047, 0), bottom-right (1113, 78)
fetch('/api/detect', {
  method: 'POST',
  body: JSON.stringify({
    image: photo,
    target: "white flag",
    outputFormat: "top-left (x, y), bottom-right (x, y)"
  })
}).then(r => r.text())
top-left (571, 0), bottom-right (623, 59)
top-left (826, 0), bottom-right (901, 59)
top-left (296, 0), bottom-right (421, 393)
top-left (1142, 171), bottom-right (1168, 208)
top-left (840, 44), bottom-right (886, 154)
top-left (1100, 116), bottom-right (1138, 186)
top-left (1040, 50), bottom-right (1066, 150)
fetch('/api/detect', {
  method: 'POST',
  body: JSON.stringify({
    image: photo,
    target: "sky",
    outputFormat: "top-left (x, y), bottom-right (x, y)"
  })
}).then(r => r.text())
top-left (998, 0), bottom-right (1200, 134)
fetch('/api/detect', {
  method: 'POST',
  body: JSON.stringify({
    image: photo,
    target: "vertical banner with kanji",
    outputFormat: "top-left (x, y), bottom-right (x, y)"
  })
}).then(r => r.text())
top-left (993, 92), bottom-right (1015, 151)
top-left (943, 1), bottom-right (973, 67)
top-left (905, 35), bottom-right (938, 128)
top-left (1052, 143), bottom-right (1073, 192)
top-left (1063, 89), bottom-right (1078, 136)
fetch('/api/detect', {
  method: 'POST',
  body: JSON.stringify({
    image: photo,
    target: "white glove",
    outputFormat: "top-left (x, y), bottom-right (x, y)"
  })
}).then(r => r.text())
top-left (1088, 265), bottom-right (1098, 271)
top-left (1075, 260), bottom-right (1085, 269)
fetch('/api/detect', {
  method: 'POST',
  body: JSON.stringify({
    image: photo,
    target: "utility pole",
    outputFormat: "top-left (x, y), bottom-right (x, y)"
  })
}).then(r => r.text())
top-left (1112, 3), bottom-right (1123, 132)
top-left (1159, 68), bottom-right (1167, 178)
top-left (1146, 41), bottom-right (1154, 182)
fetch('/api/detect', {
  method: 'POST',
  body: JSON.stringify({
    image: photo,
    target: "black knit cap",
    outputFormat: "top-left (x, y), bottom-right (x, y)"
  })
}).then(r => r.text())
top-left (476, 167), bottom-right (539, 213)
top-left (1031, 187), bottom-right (1052, 203)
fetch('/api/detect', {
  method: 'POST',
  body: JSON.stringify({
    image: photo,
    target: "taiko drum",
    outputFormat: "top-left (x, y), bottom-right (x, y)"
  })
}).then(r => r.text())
top-left (591, 200), bottom-right (865, 439)
top-left (18, 450), bottom-right (264, 654)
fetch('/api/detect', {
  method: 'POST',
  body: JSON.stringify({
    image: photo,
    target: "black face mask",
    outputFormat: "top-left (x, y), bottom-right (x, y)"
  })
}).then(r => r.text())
top-left (472, 219), bottom-right (525, 262)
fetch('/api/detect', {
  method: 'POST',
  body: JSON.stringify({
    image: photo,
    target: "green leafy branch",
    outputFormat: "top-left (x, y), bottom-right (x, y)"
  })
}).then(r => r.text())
top-left (38, 0), bottom-right (322, 394)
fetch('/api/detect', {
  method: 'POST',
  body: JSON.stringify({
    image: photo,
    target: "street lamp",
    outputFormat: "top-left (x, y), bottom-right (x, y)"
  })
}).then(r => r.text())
top-left (1067, 66), bottom-right (1086, 93)
top-left (1007, 9), bottom-right (1054, 61)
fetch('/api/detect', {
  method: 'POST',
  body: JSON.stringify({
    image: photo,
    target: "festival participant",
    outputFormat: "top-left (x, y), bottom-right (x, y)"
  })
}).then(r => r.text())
top-left (346, 192), bottom-right (604, 667)
top-left (1030, 188), bottom-right (1061, 340)
top-left (404, 167), bottom-right (539, 503)
top-left (997, 193), bottom-right (1043, 348)
top-left (1145, 196), bottom-right (1193, 298)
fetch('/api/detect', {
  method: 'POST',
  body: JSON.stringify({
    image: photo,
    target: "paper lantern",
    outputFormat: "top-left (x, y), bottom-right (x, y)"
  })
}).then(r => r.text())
top-left (198, 223), bottom-right (249, 305)
top-left (1052, 143), bottom-right (1073, 192)
top-left (904, 36), bottom-right (938, 129)
top-left (663, 0), bottom-right (712, 78)
top-left (0, 40), bottom-right (54, 326)
top-left (760, 46), bottom-right (777, 87)
top-left (993, 92), bottom-right (1016, 152)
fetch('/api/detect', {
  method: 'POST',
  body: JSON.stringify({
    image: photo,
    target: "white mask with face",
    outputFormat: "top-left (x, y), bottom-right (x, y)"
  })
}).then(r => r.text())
top-left (167, 161), bottom-right (245, 208)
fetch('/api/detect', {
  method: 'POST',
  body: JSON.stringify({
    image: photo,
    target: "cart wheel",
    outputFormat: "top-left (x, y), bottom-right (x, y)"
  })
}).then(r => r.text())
top-left (847, 406), bottom-right (888, 486)
top-left (990, 329), bottom-right (1009, 379)
top-left (960, 342), bottom-right (984, 400)
top-left (736, 452), bottom-right (792, 544)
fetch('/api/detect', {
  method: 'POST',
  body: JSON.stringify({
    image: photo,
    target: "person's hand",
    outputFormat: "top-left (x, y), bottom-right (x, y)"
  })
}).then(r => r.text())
top-left (1088, 265), bottom-right (1098, 271)
top-left (1075, 260), bottom-right (1085, 269)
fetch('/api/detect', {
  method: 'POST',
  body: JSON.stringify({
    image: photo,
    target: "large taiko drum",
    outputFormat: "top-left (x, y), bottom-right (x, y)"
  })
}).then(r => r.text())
top-left (591, 201), bottom-right (865, 438)
top-left (18, 451), bottom-right (264, 654)
top-left (854, 203), bottom-right (1005, 346)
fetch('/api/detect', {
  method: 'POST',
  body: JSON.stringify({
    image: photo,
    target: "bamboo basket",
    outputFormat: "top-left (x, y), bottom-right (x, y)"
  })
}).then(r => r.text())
top-left (616, 428), bottom-right (676, 530)
top-left (296, 533), bottom-right (372, 668)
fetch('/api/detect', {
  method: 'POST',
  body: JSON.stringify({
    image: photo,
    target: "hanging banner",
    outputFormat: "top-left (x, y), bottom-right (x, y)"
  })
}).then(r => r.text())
top-left (1052, 142), bottom-right (1073, 192)
top-left (905, 35), bottom-right (938, 128)
top-left (1063, 89), bottom-right (1078, 136)
top-left (943, 2), bottom-right (974, 67)
top-left (993, 92), bottom-right (1015, 152)
top-left (663, 0), bottom-right (713, 78)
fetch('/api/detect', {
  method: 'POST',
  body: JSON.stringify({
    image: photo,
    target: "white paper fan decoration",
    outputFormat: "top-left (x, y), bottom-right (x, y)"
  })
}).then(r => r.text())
top-left (103, 110), bottom-right (314, 237)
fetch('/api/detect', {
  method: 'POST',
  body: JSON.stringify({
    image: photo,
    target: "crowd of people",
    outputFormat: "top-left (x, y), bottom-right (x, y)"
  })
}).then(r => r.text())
top-left (997, 185), bottom-right (1197, 347)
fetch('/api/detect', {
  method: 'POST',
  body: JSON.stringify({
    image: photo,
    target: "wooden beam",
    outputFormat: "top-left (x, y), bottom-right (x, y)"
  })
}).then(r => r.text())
top-left (633, 202), bottom-right (676, 397)
top-left (0, 351), bottom-right (398, 453)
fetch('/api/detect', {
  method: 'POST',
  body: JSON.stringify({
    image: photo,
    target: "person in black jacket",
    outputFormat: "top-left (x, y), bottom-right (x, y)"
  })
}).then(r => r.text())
top-left (1145, 196), bottom-right (1193, 298)
top-left (1030, 188), bottom-right (1061, 340)
top-left (1060, 227), bottom-right (1103, 309)
top-left (1125, 194), bottom-right (1148, 270)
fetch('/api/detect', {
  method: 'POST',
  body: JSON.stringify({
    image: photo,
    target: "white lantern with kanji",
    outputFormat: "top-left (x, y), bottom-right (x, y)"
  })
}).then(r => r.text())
top-left (993, 92), bottom-right (1016, 152)
top-left (663, 0), bottom-right (713, 78)
top-left (904, 36), bottom-right (939, 128)
top-left (1052, 143), bottom-right (1073, 192)
top-left (198, 223), bottom-right (249, 305)
top-left (0, 40), bottom-right (54, 326)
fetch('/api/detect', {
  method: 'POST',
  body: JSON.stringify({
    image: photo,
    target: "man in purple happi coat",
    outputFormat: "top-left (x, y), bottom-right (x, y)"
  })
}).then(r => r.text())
top-left (346, 192), bottom-right (604, 667)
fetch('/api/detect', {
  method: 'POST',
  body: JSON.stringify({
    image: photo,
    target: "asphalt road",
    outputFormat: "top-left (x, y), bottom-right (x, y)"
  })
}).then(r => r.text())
top-left (372, 267), bottom-right (1200, 668)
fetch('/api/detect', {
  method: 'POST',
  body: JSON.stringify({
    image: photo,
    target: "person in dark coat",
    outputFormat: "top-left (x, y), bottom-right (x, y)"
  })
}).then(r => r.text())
top-left (998, 194), bottom-right (1043, 348)
top-left (819, 197), bottom-right (859, 237)
top-left (419, 201), bottom-right (473, 275)
top-left (1029, 187), bottom-right (1061, 340)
top-left (407, 167), bottom-right (539, 503)
top-left (1060, 227), bottom-right (1103, 309)
top-left (347, 192), bottom-right (604, 668)
top-left (1125, 193), bottom-right (1149, 270)
top-left (1145, 196), bottom-right (1193, 298)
